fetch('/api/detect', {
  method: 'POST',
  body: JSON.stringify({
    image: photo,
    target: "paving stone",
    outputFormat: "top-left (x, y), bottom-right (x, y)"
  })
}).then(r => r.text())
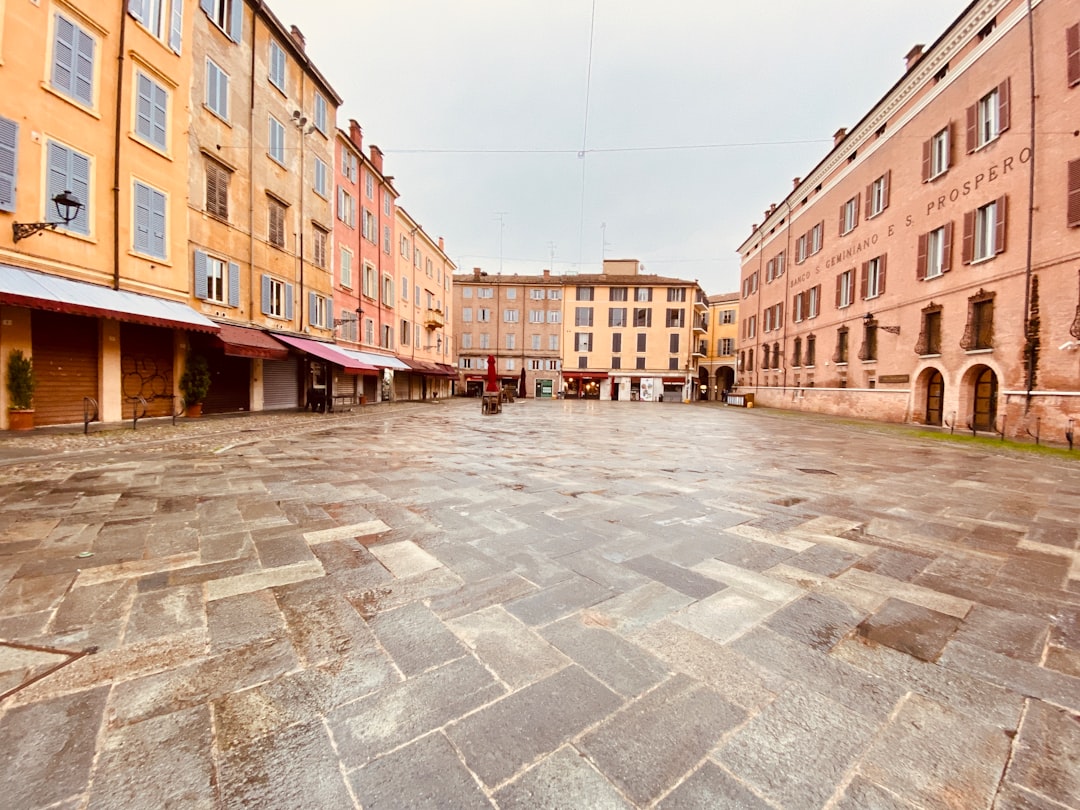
top-left (560, 549), bottom-right (652, 593)
top-left (766, 563), bottom-right (888, 614)
top-left (365, 539), bottom-right (443, 578)
top-left (655, 760), bottom-right (774, 810)
top-left (0, 572), bottom-right (77, 617)
top-left (716, 683), bottom-right (879, 809)
top-left (203, 559), bottom-right (325, 601)
top-left (938, 641), bottom-right (1080, 712)
top-left (1044, 645), bottom-right (1080, 678)
top-left (787, 543), bottom-right (863, 577)
top-left (367, 601), bottom-right (468, 676)
top-left (446, 606), bottom-right (570, 689)
top-left (505, 575), bottom-right (614, 626)
top-left (541, 616), bottom-right (669, 697)
top-left (671, 588), bottom-right (780, 645)
top-left (349, 732), bottom-right (491, 809)
top-left (426, 571), bottom-right (538, 620)
top-left (493, 746), bottom-right (632, 810)
top-left (858, 692), bottom-right (1014, 809)
top-left (303, 519), bottom-right (390, 544)
top-left (838, 567), bottom-right (973, 618)
top-left (951, 604), bottom-right (1052, 663)
top-left (122, 583), bottom-right (205, 644)
top-left (855, 597), bottom-right (962, 663)
top-left (1003, 700), bottom-right (1080, 807)
top-left (579, 674), bottom-right (745, 806)
top-left (87, 705), bottom-right (214, 809)
top-left (854, 547), bottom-right (937, 582)
top-left (833, 776), bottom-right (919, 810)
top-left (49, 578), bottom-right (136, 636)
top-left (690, 558), bottom-right (803, 604)
top-left (587, 581), bottom-right (695, 634)
top-left (621, 554), bottom-right (725, 600)
top-left (764, 592), bottom-right (865, 652)
top-left (275, 579), bottom-right (379, 667)
top-left (218, 719), bottom-right (353, 809)
top-left (0, 686), bottom-right (109, 809)
top-left (447, 665), bottom-right (622, 788)
top-left (206, 588), bottom-right (286, 653)
top-left (328, 654), bottom-right (504, 767)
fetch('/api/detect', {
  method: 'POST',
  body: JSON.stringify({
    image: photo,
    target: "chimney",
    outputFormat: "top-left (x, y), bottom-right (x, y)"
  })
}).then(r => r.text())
top-left (349, 119), bottom-right (363, 150)
top-left (289, 25), bottom-right (306, 52)
top-left (473, 267), bottom-right (482, 280)
top-left (793, 177), bottom-right (801, 189)
top-left (751, 223), bottom-right (758, 233)
top-left (833, 128), bottom-right (847, 146)
top-left (369, 145), bottom-right (384, 174)
top-left (438, 236), bottom-right (444, 252)
top-left (543, 269), bottom-right (551, 279)
top-left (905, 44), bottom-right (925, 72)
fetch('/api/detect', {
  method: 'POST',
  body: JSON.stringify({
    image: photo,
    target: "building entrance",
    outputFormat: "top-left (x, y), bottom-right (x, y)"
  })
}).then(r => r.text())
top-left (925, 369), bottom-right (944, 426)
top-left (972, 366), bottom-right (998, 432)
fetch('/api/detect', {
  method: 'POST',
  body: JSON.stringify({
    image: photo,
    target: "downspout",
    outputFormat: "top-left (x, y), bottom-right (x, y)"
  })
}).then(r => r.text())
top-left (248, 4), bottom-right (258, 320)
top-left (111, 5), bottom-right (129, 290)
top-left (1021, 0), bottom-right (1038, 404)
top-left (754, 234), bottom-right (765, 388)
top-left (780, 200), bottom-right (793, 389)
top-left (297, 72), bottom-right (306, 331)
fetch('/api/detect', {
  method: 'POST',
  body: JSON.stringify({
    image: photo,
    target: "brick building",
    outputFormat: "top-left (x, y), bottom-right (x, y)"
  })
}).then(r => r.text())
top-left (736, 0), bottom-right (1080, 440)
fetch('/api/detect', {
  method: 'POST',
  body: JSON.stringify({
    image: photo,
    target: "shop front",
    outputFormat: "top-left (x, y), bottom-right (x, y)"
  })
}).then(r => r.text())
top-left (563, 372), bottom-right (607, 399)
top-left (271, 334), bottom-right (376, 411)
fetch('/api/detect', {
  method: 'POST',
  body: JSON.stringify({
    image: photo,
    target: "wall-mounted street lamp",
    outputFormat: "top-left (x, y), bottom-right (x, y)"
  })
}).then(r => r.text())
top-left (334, 306), bottom-right (363, 329)
top-left (864, 311), bottom-right (900, 335)
top-left (13, 190), bottom-right (83, 242)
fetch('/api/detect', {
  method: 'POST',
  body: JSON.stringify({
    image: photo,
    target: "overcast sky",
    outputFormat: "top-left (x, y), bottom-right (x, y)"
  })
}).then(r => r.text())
top-left (269, 0), bottom-right (969, 294)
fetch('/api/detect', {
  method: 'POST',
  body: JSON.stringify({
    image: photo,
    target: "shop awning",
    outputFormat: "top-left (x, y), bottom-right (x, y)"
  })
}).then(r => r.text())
top-left (435, 364), bottom-right (459, 377)
top-left (0, 265), bottom-right (218, 333)
top-left (214, 322), bottom-right (289, 360)
top-left (271, 334), bottom-right (377, 373)
top-left (662, 377), bottom-right (688, 384)
top-left (563, 371), bottom-right (608, 379)
top-left (339, 348), bottom-right (411, 371)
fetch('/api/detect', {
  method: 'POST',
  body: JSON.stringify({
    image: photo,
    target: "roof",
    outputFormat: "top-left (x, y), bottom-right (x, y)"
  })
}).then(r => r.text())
top-left (453, 272), bottom-right (702, 287)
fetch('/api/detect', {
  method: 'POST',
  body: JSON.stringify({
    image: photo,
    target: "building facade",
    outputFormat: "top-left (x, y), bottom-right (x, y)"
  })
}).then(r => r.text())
top-left (736, 0), bottom-right (1080, 440)
top-left (700, 292), bottom-right (739, 401)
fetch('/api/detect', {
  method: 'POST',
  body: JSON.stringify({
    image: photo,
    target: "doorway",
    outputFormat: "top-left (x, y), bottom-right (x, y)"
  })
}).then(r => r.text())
top-left (925, 369), bottom-right (944, 426)
top-left (971, 366), bottom-right (998, 432)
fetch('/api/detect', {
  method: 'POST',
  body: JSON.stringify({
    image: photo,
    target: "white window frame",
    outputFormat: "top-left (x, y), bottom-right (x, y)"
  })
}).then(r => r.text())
top-left (841, 197), bottom-right (858, 235)
top-left (839, 269), bottom-right (854, 308)
top-left (205, 58), bottom-right (229, 121)
top-left (865, 257), bottom-right (883, 299)
top-left (809, 286), bottom-right (820, 319)
top-left (206, 255), bottom-right (226, 304)
top-left (548, 289), bottom-right (562, 300)
top-left (268, 115), bottom-right (285, 164)
top-left (530, 288), bottom-right (545, 300)
top-left (974, 200), bottom-right (997, 262)
top-left (927, 227), bottom-right (946, 278)
top-left (269, 40), bottom-right (286, 93)
top-left (266, 276), bottom-right (287, 318)
top-left (870, 175), bottom-right (888, 217)
top-left (977, 88), bottom-right (1000, 148)
top-left (930, 127), bottom-right (949, 178)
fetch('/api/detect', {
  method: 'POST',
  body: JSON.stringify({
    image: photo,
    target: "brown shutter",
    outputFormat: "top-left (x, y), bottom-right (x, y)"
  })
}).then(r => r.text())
top-left (966, 103), bottom-right (978, 153)
top-left (917, 232), bottom-right (928, 280)
top-left (878, 254), bottom-right (887, 295)
top-left (865, 182), bottom-right (873, 219)
top-left (839, 203), bottom-right (846, 235)
top-left (206, 165), bottom-right (218, 212)
top-left (1067, 159), bottom-right (1080, 227)
top-left (997, 77), bottom-right (1011, 134)
top-left (778, 301), bottom-right (784, 328)
top-left (860, 262), bottom-right (869, 300)
top-left (835, 274), bottom-right (842, 308)
top-left (882, 171), bottom-right (891, 210)
top-left (962, 209), bottom-right (976, 263)
top-left (994, 195), bottom-right (1007, 253)
top-left (922, 139), bottom-right (932, 182)
top-left (942, 222), bottom-right (954, 272)
top-left (853, 193), bottom-right (860, 227)
top-left (946, 121), bottom-right (954, 170)
top-left (1069, 24), bottom-right (1080, 87)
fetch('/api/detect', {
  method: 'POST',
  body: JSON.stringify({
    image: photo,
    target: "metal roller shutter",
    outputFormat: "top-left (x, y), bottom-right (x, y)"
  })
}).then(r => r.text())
top-left (31, 311), bottom-right (98, 426)
top-left (262, 355), bottom-right (299, 409)
top-left (120, 323), bottom-right (175, 418)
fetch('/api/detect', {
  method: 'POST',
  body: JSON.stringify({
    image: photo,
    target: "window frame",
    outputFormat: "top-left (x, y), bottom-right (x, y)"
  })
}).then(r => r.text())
top-left (205, 58), bottom-right (230, 121)
top-left (268, 40), bottom-right (286, 93)
top-left (268, 115), bottom-right (286, 165)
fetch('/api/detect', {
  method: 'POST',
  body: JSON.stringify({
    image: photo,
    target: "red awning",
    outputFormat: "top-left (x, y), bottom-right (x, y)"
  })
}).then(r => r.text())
top-left (662, 377), bottom-right (687, 384)
top-left (215, 323), bottom-right (289, 360)
top-left (563, 372), bottom-right (608, 379)
top-left (271, 334), bottom-right (377, 374)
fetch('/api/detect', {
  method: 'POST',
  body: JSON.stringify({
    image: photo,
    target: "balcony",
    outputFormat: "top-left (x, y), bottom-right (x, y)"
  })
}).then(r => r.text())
top-left (693, 341), bottom-right (707, 357)
top-left (693, 315), bottom-right (708, 333)
top-left (424, 308), bottom-right (445, 329)
top-left (694, 293), bottom-right (709, 312)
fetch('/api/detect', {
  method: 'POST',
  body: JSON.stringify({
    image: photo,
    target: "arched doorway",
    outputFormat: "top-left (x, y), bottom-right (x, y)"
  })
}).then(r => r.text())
top-left (716, 367), bottom-right (734, 401)
top-left (925, 369), bottom-right (944, 426)
top-left (697, 367), bottom-right (709, 400)
top-left (971, 366), bottom-right (998, 431)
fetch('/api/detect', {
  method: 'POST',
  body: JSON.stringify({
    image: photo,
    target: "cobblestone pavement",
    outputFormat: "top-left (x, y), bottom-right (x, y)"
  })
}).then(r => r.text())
top-left (0, 399), bottom-right (1078, 809)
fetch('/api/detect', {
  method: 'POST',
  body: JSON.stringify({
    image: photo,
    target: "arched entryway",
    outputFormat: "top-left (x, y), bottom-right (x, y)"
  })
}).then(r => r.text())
top-left (715, 367), bottom-right (734, 401)
top-left (925, 369), bottom-right (944, 426)
top-left (971, 365), bottom-right (998, 432)
top-left (697, 367), bottom-right (709, 400)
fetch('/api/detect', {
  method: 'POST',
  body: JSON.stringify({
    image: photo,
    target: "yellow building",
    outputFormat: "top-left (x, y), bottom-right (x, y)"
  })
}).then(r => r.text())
top-left (0, 0), bottom-right (212, 428)
top-left (701, 292), bottom-right (739, 400)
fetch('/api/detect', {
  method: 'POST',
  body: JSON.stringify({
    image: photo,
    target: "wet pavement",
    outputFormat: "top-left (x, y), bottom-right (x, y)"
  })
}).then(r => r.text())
top-left (0, 399), bottom-right (1078, 809)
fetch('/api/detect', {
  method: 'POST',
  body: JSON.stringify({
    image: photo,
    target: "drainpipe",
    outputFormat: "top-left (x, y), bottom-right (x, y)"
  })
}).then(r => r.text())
top-left (780, 200), bottom-right (793, 389)
top-left (1021, 0), bottom-right (1038, 404)
top-left (111, 6), bottom-right (129, 290)
top-left (248, 4), bottom-right (259, 320)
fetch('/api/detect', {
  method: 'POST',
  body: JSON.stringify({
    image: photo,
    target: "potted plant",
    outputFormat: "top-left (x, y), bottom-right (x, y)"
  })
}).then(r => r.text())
top-left (179, 353), bottom-right (211, 417)
top-left (6, 349), bottom-right (35, 431)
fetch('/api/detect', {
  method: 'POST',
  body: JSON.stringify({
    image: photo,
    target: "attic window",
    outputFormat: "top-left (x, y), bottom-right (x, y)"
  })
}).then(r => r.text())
top-left (934, 64), bottom-right (949, 83)
top-left (979, 18), bottom-right (996, 41)
top-left (815, 184), bottom-right (823, 192)
top-left (848, 151), bottom-right (857, 163)
top-left (875, 124), bottom-right (886, 139)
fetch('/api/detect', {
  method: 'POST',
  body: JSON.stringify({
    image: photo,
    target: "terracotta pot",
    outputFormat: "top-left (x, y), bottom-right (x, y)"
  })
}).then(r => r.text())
top-left (7, 409), bottom-right (33, 431)
top-left (185, 402), bottom-right (203, 418)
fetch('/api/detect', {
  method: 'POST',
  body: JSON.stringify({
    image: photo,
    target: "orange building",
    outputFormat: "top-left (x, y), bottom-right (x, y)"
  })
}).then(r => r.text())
top-left (701, 292), bottom-right (739, 400)
top-left (737, 0), bottom-right (1080, 440)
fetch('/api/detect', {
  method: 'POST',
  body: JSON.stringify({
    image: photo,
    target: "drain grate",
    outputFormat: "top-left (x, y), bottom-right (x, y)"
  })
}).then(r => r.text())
top-left (798, 468), bottom-right (837, 476)
top-left (0, 641), bottom-right (96, 701)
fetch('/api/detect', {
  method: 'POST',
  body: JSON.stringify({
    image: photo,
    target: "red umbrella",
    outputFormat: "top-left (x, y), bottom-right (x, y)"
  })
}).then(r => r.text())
top-left (485, 355), bottom-right (499, 392)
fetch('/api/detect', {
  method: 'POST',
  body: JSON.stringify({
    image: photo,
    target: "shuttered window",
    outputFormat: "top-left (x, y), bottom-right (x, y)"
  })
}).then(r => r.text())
top-left (46, 141), bottom-right (91, 235)
top-left (314, 93), bottom-right (327, 134)
top-left (268, 40), bottom-right (286, 92)
top-left (129, 0), bottom-right (183, 53)
top-left (1068, 159), bottom-right (1080, 228)
top-left (268, 198), bottom-right (285, 248)
top-left (866, 171), bottom-right (891, 218)
top-left (1069, 24), bottom-right (1080, 87)
top-left (0, 116), bottom-right (17, 213)
top-left (963, 197), bottom-right (1007, 262)
top-left (196, 250), bottom-right (239, 305)
top-left (313, 226), bottom-right (328, 268)
top-left (205, 159), bottom-right (229, 219)
top-left (133, 180), bottom-right (167, 258)
top-left (313, 157), bottom-right (328, 197)
top-left (261, 274), bottom-right (292, 319)
top-left (52, 14), bottom-right (95, 107)
top-left (205, 58), bottom-right (229, 119)
top-left (200, 0), bottom-right (242, 43)
top-left (918, 224), bottom-right (953, 280)
top-left (923, 125), bottom-right (951, 182)
top-left (967, 78), bottom-right (1010, 152)
top-left (268, 116), bottom-right (285, 164)
top-left (135, 72), bottom-right (168, 150)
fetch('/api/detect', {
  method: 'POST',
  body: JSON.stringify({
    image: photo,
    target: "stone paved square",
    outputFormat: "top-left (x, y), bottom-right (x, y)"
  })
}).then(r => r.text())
top-left (0, 400), bottom-right (1078, 808)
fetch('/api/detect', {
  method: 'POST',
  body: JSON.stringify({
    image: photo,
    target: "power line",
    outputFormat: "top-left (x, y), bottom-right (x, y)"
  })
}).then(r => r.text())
top-left (577, 0), bottom-right (598, 268)
top-left (386, 138), bottom-right (832, 155)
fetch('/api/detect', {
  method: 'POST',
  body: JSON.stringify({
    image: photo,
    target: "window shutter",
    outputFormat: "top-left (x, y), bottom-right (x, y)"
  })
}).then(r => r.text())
top-left (52, 16), bottom-right (76, 98)
top-left (994, 195), bottom-right (1007, 254)
top-left (942, 222), bottom-right (954, 272)
top-left (882, 171), bottom-right (891, 210)
top-left (853, 194), bottom-right (860, 228)
top-left (838, 203), bottom-right (845, 235)
top-left (308, 292), bottom-right (317, 326)
top-left (136, 74), bottom-right (153, 141)
top-left (860, 262), bottom-right (869, 300)
top-left (150, 187), bottom-right (166, 257)
top-left (169, 0), bottom-right (184, 54)
top-left (285, 283), bottom-right (294, 320)
top-left (217, 67), bottom-right (229, 117)
top-left (1069, 24), bottom-right (1080, 87)
top-left (46, 142), bottom-right (67, 222)
top-left (922, 139), bottom-right (932, 182)
top-left (74, 26), bottom-right (95, 106)
top-left (194, 250), bottom-right (208, 299)
top-left (962, 210), bottom-right (976, 264)
top-left (835, 274), bottom-right (842, 308)
top-left (229, 0), bottom-right (243, 43)
top-left (946, 122), bottom-right (954, 170)
top-left (997, 77), bottom-right (1011, 134)
top-left (777, 301), bottom-right (784, 328)
top-left (69, 150), bottom-right (90, 234)
top-left (0, 117), bottom-right (18, 212)
top-left (966, 103), bottom-right (978, 153)
top-left (206, 63), bottom-right (219, 113)
top-left (327, 300), bottom-right (334, 328)
top-left (260, 274), bottom-right (271, 315)
top-left (134, 182), bottom-right (152, 252)
top-left (865, 182), bottom-right (873, 219)
top-left (128, 0), bottom-right (147, 24)
top-left (917, 233), bottom-right (928, 281)
top-left (228, 262), bottom-right (239, 306)
top-left (1068, 159), bottom-right (1080, 227)
top-left (205, 162), bottom-right (217, 212)
top-left (199, 0), bottom-right (213, 15)
top-left (152, 84), bottom-right (167, 147)
top-left (878, 254), bottom-right (887, 295)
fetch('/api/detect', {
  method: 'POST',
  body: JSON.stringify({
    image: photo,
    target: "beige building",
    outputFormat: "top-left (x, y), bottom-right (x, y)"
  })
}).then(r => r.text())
top-left (700, 292), bottom-right (739, 400)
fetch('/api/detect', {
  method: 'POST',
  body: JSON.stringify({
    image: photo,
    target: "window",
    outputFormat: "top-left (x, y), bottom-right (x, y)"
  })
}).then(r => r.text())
top-left (268, 116), bottom-right (285, 164)
top-left (793, 291), bottom-right (805, 323)
top-left (636, 333), bottom-right (647, 352)
top-left (261, 274), bottom-right (292, 319)
top-left (549, 335), bottom-right (559, 351)
top-left (612, 333), bottom-right (622, 352)
top-left (384, 193), bottom-right (391, 217)
top-left (720, 338), bottom-right (733, 355)
top-left (203, 0), bottom-right (242, 42)
top-left (313, 93), bottom-right (327, 134)
top-left (529, 310), bottom-right (545, 323)
top-left (504, 309), bottom-right (520, 323)
top-left (400, 235), bottom-right (409, 256)
top-left (337, 187), bottom-right (355, 227)
top-left (918, 224), bottom-right (953, 280)
top-left (968, 80), bottom-right (1010, 151)
top-left (402, 282), bottom-right (408, 301)
top-left (205, 159), bottom-right (230, 219)
top-left (609, 307), bottom-right (627, 327)
top-left (611, 357), bottom-right (622, 369)
top-left (135, 72), bottom-right (168, 150)
top-left (205, 59), bottom-right (229, 120)
top-left (666, 309), bottom-right (685, 328)
top-left (809, 222), bottom-right (823, 255)
top-left (577, 356), bottom-right (588, 369)
top-left (194, 251), bottom-right (239, 306)
top-left (312, 226), bottom-right (328, 269)
top-left (0, 117), bottom-right (17, 213)
top-left (667, 288), bottom-right (686, 302)
top-left (962, 293), bottom-right (995, 350)
top-left (129, 0), bottom-right (184, 51)
top-left (795, 233), bottom-right (808, 264)
top-left (766, 251), bottom-right (786, 282)
top-left (362, 209), bottom-right (376, 243)
top-left (402, 319), bottom-right (412, 346)
top-left (746, 315), bottom-right (757, 339)
top-left (459, 357), bottom-right (473, 370)
top-left (805, 335), bottom-right (816, 366)
top-left (808, 285), bottom-right (821, 319)
top-left (867, 172), bottom-right (891, 218)
top-left (383, 226), bottom-right (391, 254)
top-left (916, 306), bottom-right (943, 355)
top-left (365, 172), bottom-right (374, 199)
top-left (52, 14), bottom-right (96, 107)
top-left (478, 308), bottom-right (491, 322)
top-left (575, 333), bottom-right (593, 352)
top-left (964, 197), bottom-right (1006, 263)
top-left (531, 334), bottom-right (541, 350)
top-left (859, 321), bottom-right (877, 362)
top-left (478, 287), bottom-right (493, 299)
top-left (267, 198), bottom-right (285, 248)
top-left (479, 333), bottom-right (489, 349)
top-left (1070, 158), bottom-right (1080, 228)
top-left (506, 288), bottom-right (517, 300)
top-left (792, 338), bottom-right (801, 367)
top-left (548, 289), bottom-right (561, 300)
top-left (343, 151), bottom-right (358, 183)
top-left (669, 358), bottom-right (680, 371)
top-left (862, 256), bottom-right (886, 299)
top-left (313, 157), bottom-right (328, 197)
top-left (340, 247), bottom-right (353, 288)
top-left (46, 141), bottom-right (90, 235)
top-left (505, 358), bottom-right (516, 371)
top-left (308, 293), bottom-right (329, 328)
top-left (836, 269), bottom-right (854, 309)
top-left (268, 41), bottom-right (286, 92)
top-left (633, 308), bottom-right (651, 327)
top-left (834, 328), bottom-right (849, 364)
top-left (362, 264), bottom-right (377, 298)
top-left (506, 333), bottom-right (516, 350)
top-left (575, 307), bottom-right (593, 326)
top-left (610, 287), bottom-right (628, 301)
top-left (669, 333), bottom-right (679, 353)
top-left (635, 287), bottom-right (652, 302)
top-left (924, 125), bottom-right (951, 181)
top-left (840, 194), bottom-right (859, 235)
top-left (576, 286), bottom-right (594, 301)
top-left (530, 288), bottom-right (545, 300)
top-left (547, 310), bottom-right (561, 323)
top-left (381, 323), bottom-right (393, 349)
top-left (721, 309), bottom-right (735, 324)
top-left (1069, 24), bottom-right (1080, 87)
top-left (132, 181), bottom-right (167, 258)
top-left (636, 357), bottom-right (646, 370)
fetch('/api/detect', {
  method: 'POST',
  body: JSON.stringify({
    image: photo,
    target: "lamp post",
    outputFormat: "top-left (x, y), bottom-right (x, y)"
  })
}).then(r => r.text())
top-left (13, 191), bottom-right (83, 242)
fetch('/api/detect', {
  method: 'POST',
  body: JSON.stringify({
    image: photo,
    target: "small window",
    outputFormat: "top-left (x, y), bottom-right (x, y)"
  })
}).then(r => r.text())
top-left (135, 72), bottom-right (169, 151)
top-left (917, 307), bottom-right (943, 356)
top-left (205, 59), bottom-right (229, 120)
top-left (808, 285), bottom-right (821, 319)
top-left (576, 286), bottom-right (594, 301)
top-left (313, 157), bottom-right (328, 197)
top-left (836, 269), bottom-right (855, 309)
top-left (132, 180), bottom-right (167, 259)
top-left (840, 195), bottom-right (859, 235)
top-left (610, 287), bottom-right (628, 301)
top-left (340, 247), bottom-right (353, 288)
top-left (268, 116), bottom-right (285, 164)
top-left (45, 141), bottom-right (91, 235)
top-left (867, 172), bottom-right (891, 218)
top-left (834, 328), bottom-right (849, 364)
top-left (633, 308), bottom-right (651, 327)
top-left (261, 274), bottom-right (292, 319)
top-left (309, 293), bottom-right (329, 328)
top-left (269, 41), bottom-right (286, 92)
top-left (967, 80), bottom-right (1010, 152)
top-left (964, 198), bottom-right (1006, 263)
top-left (268, 198), bottom-right (286, 248)
top-left (312, 226), bottom-right (328, 269)
top-left (635, 287), bottom-right (652, 302)
top-left (52, 14), bottom-right (96, 107)
top-left (666, 309), bottom-right (684, 328)
top-left (313, 93), bottom-right (327, 134)
top-left (667, 288), bottom-right (687, 302)
top-left (195, 252), bottom-right (239, 307)
top-left (548, 289), bottom-right (562, 300)
top-left (205, 159), bottom-right (230, 219)
top-left (365, 172), bottom-right (374, 199)
top-left (919, 224), bottom-right (953, 280)
top-left (926, 126), bottom-right (950, 180)
top-left (962, 295), bottom-right (994, 350)
top-left (862, 256), bottom-right (886, 300)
